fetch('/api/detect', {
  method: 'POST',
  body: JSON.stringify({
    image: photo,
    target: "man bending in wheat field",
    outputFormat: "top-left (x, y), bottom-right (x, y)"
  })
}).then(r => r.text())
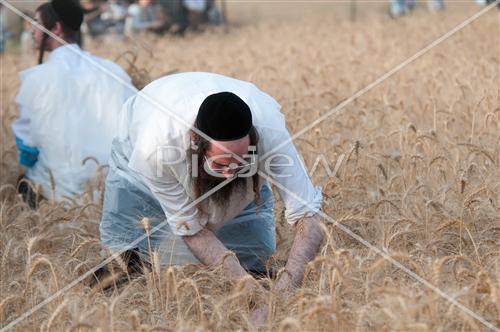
top-left (96, 73), bottom-right (324, 315)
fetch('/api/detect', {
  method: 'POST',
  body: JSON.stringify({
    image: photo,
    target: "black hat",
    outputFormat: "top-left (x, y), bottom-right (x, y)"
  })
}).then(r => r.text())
top-left (51, 0), bottom-right (83, 31)
top-left (196, 92), bottom-right (253, 141)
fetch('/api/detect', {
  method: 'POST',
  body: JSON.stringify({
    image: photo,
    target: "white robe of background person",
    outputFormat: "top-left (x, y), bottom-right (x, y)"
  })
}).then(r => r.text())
top-left (12, 44), bottom-right (135, 201)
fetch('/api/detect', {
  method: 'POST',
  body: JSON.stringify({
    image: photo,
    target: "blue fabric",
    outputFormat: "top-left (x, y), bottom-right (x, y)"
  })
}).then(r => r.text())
top-left (390, 0), bottom-right (443, 16)
top-left (0, 31), bottom-right (9, 54)
top-left (390, 0), bottom-right (407, 16)
top-left (100, 168), bottom-right (276, 271)
top-left (15, 137), bottom-right (39, 168)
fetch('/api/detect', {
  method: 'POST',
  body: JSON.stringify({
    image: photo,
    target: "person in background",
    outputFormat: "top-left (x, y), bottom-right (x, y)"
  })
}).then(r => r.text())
top-left (20, 12), bottom-right (34, 67)
top-left (182, 0), bottom-right (223, 30)
top-left (0, 3), bottom-right (10, 54)
top-left (389, 0), bottom-right (444, 18)
top-left (11, 0), bottom-right (134, 207)
top-left (484, 0), bottom-right (500, 8)
top-left (124, 0), bottom-right (167, 36)
top-left (159, 0), bottom-right (188, 33)
top-left (427, 0), bottom-right (445, 12)
top-left (206, 0), bottom-right (224, 26)
top-left (183, 0), bottom-right (206, 29)
top-left (81, 0), bottom-right (107, 38)
top-left (100, 0), bottom-right (128, 36)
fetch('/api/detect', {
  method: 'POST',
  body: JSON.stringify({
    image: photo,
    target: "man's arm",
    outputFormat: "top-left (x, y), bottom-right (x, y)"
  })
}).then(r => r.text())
top-left (275, 214), bottom-right (324, 291)
top-left (183, 227), bottom-right (249, 281)
top-left (262, 130), bottom-right (324, 290)
top-left (247, 214), bottom-right (324, 325)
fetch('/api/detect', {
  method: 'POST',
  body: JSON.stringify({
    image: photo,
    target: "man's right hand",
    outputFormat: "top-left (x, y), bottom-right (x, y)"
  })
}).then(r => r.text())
top-left (184, 228), bottom-right (273, 326)
top-left (183, 227), bottom-right (249, 281)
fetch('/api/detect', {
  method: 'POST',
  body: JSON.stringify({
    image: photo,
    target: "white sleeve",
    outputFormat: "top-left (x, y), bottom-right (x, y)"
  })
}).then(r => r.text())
top-left (138, 168), bottom-right (208, 237)
top-left (127, 118), bottom-right (207, 237)
top-left (13, 69), bottom-right (43, 147)
top-left (14, 65), bottom-right (57, 149)
top-left (11, 102), bottom-right (35, 146)
top-left (261, 129), bottom-right (323, 225)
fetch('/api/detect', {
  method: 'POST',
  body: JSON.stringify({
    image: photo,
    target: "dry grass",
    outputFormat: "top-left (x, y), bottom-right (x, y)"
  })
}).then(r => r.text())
top-left (1, 4), bottom-right (499, 331)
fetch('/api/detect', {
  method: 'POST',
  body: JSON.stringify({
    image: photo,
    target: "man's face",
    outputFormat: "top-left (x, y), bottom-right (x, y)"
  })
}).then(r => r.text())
top-left (32, 12), bottom-right (45, 50)
top-left (195, 135), bottom-right (252, 206)
top-left (204, 136), bottom-right (251, 179)
top-left (139, 0), bottom-right (152, 7)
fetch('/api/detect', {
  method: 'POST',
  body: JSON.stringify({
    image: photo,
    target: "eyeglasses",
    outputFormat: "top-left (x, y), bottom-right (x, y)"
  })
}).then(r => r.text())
top-left (203, 156), bottom-right (256, 174)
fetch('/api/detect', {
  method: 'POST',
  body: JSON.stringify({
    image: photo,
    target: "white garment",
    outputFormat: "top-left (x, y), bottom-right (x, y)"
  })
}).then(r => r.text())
top-left (183, 0), bottom-right (207, 12)
top-left (13, 44), bottom-right (134, 201)
top-left (20, 32), bottom-right (33, 53)
top-left (115, 72), bottom-right (322, 236)
top-left (102, 2), bottom-right (127, 21)
top-left (124, 4), bottom-right (141, 36)
top-left (19, 31), bottom-right (34, 68)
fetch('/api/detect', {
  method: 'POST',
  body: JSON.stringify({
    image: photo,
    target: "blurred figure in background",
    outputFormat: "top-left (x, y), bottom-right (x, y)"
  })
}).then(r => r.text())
top-left (11, 0), bottom-right (134, 207)
top-left (389, 0), bottom-right (444, 17)
top-left (183, 0), bottom-right (207, 29)
top-left (0, 3), bottom-right (10, 54)
top-left (160, 0), bottom-right (188, 33)
top-left (81, 0), bottom-right (108, 37)
top-left (20, 12), bottom-right (34, 67)
top-left (100, 0), bottom-right (128, 35)
top-left (427, 0), bottom-right (444, 12)
top-left (124, 0), bottom-right (167, 36)
top-left (82, 0), bottom-right (127, 38)
top-left (182, 0), bottom-right (223, 30)
top-left (484, 0), bottom-right (500, 8)
top-left (206, 0), bottom-right (224, 26)
top-left (77, 0), bottom-right (224, 38)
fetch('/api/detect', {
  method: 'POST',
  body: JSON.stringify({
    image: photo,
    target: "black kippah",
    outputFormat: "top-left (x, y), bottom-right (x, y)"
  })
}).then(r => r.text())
top-left (196, 92), bottom-right (253, 141)
top-left (51, 0), bottom-right (83, 31)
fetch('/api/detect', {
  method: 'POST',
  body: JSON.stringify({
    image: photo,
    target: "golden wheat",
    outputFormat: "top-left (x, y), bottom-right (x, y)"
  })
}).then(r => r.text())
top-left (0, 4), bottom-right (498, 331)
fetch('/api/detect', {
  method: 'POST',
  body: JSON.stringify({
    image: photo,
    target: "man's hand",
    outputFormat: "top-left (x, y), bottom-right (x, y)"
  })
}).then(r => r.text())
top-left (183, 216), bottom-right (323, 327)
top-left (184, 231), bottom-right (271, 326)
top-left (183, 227), bottom-right (249, 281)
top-left (275, 214), bottom-right (324, 292)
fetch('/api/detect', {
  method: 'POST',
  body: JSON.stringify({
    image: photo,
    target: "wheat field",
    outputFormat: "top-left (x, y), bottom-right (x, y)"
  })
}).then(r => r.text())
top-left (0, 3), bottom-right (499, 331)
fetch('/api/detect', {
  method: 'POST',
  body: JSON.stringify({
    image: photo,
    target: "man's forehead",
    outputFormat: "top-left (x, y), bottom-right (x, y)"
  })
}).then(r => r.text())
top-left (207, 136), bottom-right (250, 156)
top-left (206, 149), bottom-right (249, 161)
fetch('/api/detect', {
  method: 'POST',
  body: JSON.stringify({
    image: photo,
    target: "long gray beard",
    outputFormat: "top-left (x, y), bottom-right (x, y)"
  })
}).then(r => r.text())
top-left (198, 174), bottom-right (248, 208)
top-left (187, 147), bottom-right (249, 208)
